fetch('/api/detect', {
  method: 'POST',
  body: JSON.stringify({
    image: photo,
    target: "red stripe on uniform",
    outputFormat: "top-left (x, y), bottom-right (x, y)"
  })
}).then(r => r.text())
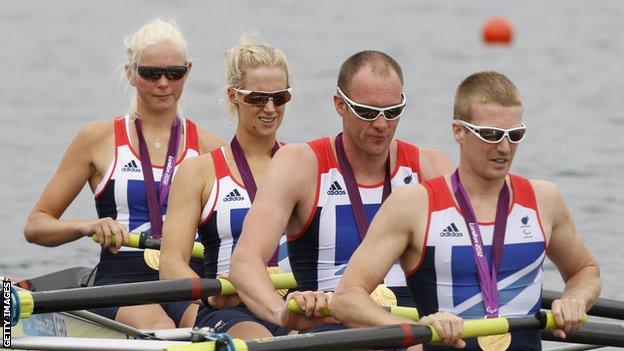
top-left (400, 323), bottom-right (414, 347)
top-left (190, 278), bottom-right (202, 300)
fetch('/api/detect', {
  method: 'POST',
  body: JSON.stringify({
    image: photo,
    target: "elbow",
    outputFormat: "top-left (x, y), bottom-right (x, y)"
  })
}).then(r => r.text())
top-left (23, 218), bottom-right (41, 244)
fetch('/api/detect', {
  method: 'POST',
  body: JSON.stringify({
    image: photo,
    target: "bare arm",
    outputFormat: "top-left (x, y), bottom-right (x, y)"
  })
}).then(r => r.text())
top-left (23, 121), bottom-right (127, 249)
top-left (160, 155), bottom-right (213, 280)
top-left (536, 180), bottom-right (601, 336)
top-left (229, 144), bottom-right (316, 326)
top-left (332, 185), bottom-right (425, 327)
top-left (418, 148), bottom-right (454, 181)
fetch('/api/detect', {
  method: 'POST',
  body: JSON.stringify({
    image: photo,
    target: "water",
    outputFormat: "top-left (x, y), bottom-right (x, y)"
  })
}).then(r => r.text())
top-left (1, 0), bottom-right (623, 348)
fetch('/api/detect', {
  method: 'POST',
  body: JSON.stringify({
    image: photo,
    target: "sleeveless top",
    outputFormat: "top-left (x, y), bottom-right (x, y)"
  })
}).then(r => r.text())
top-left (94, 115), bottom-right (200, 254)
top-left (406, 175), bottom-right (546, 318)
top-left (197, 146), bottom-right (289, 279)
top-left (288, 137), bottom-right (421, 291)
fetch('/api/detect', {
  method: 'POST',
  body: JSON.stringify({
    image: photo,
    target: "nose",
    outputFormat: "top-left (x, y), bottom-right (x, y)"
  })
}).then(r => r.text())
top-left (496, 135), bottom-right (512, 152)
top-left (370, 113), bottom-right (389, 130)
top-left (263, 99), bottom-right (277, 113)
top-left (156, 74), bottom-right (170, 87)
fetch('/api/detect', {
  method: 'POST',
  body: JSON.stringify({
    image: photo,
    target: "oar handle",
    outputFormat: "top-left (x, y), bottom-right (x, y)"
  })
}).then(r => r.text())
top-left (91, 233), bottom-right (205, 259)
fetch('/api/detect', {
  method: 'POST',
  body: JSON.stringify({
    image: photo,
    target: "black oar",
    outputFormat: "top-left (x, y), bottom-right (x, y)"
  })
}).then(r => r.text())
top-left (12, 273), bottom-right (294, 323)
top-left (164, 312), bottom-right (565, 351)
top-left (542, 289), bottom-right (624, 320)
top-left (541, 320), bottom-right (624, 348)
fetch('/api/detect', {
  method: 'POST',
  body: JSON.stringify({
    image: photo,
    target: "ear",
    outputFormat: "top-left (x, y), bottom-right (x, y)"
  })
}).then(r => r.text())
top-left (186, 61), bottom-right (192, 76)
top-left (125, 64), bottom-right (136, 87)
top-left (227, 87), bottom-right (238, 105)
top-left (333, 93), bottom-right (348, 119)
top-left (452, 120), bottom-right (465, 144)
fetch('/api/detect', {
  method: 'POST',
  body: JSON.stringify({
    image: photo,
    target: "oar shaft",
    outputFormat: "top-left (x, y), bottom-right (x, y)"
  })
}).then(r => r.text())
top-left (28, 278), bottom-right (222, 314)
top-left (543, 289), bottom-right (624, 320)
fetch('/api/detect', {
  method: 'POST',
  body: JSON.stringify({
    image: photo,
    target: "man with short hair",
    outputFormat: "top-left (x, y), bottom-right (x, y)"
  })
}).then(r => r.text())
top-left (331, 71), bottom-right (601, 350)
top-left (229, 50), bottom-right (457, 335)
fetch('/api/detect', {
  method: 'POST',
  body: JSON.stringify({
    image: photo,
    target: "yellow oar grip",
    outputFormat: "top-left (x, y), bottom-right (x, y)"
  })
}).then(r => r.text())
top-left (428, 316), bottom-right (510, 342)
top-left (218, 278), bottom-right (236, 295)
top-left (390, 305), bottom-right (420, 321)
top-left (270, 272), bottom-right (297, 290)
top-left (287, 298), bottom-right (332, 317)
top-left (191, 242), bottom-right (204, 259)
top-left (163, 339), bottom-right (248, 351)
top-left (17, 290), bottom-right (34, 320)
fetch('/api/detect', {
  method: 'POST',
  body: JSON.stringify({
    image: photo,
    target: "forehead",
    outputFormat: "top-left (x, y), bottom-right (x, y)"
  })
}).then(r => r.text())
top-left (470, 103), bottom-right (523, 128)
top-left (347, 67), bottom-right (403, 106)
top-left (241, 66), bottom-right (288, 91)
top-left (138, 41), bottom-right (186, 66)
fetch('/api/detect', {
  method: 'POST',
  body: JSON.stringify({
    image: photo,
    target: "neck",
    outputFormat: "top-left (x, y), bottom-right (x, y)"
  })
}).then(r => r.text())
top-left (233, 128), bottom-right (277, 159)
top-left (134, 106), bottom-right (178, 133)
top-left (340, 133), bottom-right (389, 181)
top-left (457, 163), bottom-right (507, 200)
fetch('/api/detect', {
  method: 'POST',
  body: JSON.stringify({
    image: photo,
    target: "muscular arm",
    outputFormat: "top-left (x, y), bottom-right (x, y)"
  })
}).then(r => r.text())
top-left (418, 148), bottom-right (454, 181)
top-left (229, 144), bottom-right (316, 325)
top-left (23, 121), bottom-right (118, 246)
top-left (160, 156), bottom-right (213, 280)
top-left (537, 180), bottom-right (601, 307)
top-left (332, 185), bottom-right (427, 328)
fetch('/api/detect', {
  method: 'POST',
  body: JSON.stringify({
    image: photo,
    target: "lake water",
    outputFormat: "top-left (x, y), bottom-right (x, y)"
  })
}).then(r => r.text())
top-left (1, 1), bottom-right (623, 349)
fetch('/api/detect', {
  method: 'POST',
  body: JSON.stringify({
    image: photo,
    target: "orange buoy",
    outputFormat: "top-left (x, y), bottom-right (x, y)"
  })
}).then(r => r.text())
top-left (482, 16), bottom-right (513, 44)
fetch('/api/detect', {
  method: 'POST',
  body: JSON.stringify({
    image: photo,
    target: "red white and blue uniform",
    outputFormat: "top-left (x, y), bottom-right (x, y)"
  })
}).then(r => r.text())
top-left (407, 175), bottom-right (546, 350)
top-left (287, 137), bottom-right (421, 300)
top-left (90, 115), bottom-right (202, 323)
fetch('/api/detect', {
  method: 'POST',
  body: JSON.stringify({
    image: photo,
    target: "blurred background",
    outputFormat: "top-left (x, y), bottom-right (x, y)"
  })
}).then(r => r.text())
top-left (1, 1), bottom-right (622, 346)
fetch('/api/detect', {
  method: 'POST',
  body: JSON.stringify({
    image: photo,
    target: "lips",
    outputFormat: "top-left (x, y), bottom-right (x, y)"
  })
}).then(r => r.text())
top-left (259, 116), bottom-right (277, 124)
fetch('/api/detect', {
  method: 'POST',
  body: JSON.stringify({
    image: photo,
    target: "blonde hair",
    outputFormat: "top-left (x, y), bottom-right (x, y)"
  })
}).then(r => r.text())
top-left (125, 18), bottom-right (189, 114)
top-left (224, 32), bottom-right (290, 116)
top-left (453, 71), bottom-right (521, 122)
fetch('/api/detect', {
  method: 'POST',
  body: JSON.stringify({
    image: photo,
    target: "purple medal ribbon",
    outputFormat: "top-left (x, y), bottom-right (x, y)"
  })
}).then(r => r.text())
top-left (451, 169), bottom-right (509, 318)
top-left (335, 133), bottom-right (391, 240)
top-left (135, 117), bottom-right (181, 239)
top-left (230, 136), bottom-right (280, 264)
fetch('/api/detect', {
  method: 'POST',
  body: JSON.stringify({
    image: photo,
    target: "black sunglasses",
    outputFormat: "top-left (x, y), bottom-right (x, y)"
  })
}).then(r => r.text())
top-left (234, 87), bottom-right (292, 107)
top-left (133, 65), bottom-right (189, 82)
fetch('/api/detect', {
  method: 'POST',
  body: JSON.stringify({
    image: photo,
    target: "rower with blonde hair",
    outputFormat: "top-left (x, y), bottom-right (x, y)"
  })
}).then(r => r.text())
top-left (160, 33), bottom-right (292, 338)
top-left (23, 18), bottom-right (223, 329)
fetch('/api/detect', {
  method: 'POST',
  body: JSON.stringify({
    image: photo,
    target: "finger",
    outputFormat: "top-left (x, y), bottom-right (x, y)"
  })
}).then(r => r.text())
top-left (553, 328), bottom-right (566, 340)
top-left (453, 339), bottom-right (466, 349)
top-left (313, 292), bottom-right (327, 317)
top-left (551, 300), bottom-right (565, 330)
top-left (120, 224), bottom-right (130, 244)
top-left (561, 302), bottom-right (573, 332)
top-left (302, 293), bottom-right (317, 317)
top-left (450, 315), bottom-right (463, 342)
top-left (111, 225), bottom-right (123, 251)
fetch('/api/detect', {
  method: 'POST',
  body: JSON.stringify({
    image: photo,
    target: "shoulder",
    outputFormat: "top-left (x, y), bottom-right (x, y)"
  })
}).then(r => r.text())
top-left (178, 153), bottom-right (215, 178)
top-left (528, 178), bottom-right (564, 205)
top-left (417, 147), bottom-right (454, 180)
top-left (72, 119), bottom-right (115, 150)
top-left (194, 124), bottom-right (225, 153)
top-left (274, 143), bottom-right (317, 163)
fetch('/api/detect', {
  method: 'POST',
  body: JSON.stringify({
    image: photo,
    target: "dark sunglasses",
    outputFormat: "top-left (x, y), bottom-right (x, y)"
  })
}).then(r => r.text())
top-left (133, 65), bottom-right (189, 82)
top-left (337, 87), bottom-right (406, 121)
top-left (457, 120), bottom-right (527, 144)
top-left (233, 87), bottom-right (292, 107)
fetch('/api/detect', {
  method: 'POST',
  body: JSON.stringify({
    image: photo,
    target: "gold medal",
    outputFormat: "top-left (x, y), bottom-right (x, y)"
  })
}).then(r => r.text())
top-left (143, 248), bottom-right (161, 271)
top-left (477, 332), bottom-right (512, 351)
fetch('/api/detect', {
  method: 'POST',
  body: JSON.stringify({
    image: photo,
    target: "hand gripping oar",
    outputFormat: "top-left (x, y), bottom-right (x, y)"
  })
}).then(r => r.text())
top-left (163, 312), bottom-right (569, 351)
top-left (542, 289), bottom-right (624, 320)
top-left (287, 298), bottom-right (420, 320)
top-left (10, 273), bottom-right (296, 325)
top-left (91, 232), bottom-right (205, 259)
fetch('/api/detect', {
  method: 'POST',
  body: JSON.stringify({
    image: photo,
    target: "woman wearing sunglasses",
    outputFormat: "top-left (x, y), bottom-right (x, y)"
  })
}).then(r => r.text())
top-left (159, 34), bottom-right (291, 339)
top-left (23, 19), bottom-right (223, 329)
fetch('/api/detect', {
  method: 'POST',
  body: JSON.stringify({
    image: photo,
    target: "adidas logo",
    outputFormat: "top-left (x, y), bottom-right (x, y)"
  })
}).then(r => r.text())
top-left (121, 160), bottom-right (141, 173)
top-left (327, 181), bottom-right (346, 196)
top-left (440, 223), bottom-right (463, 237)
top-left (223, 189), bottom-right (245, 202)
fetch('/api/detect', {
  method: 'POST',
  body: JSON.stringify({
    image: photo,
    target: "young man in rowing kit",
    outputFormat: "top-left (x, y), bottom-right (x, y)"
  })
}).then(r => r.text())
top-left (229, 50), bottom-right (461, 338)
top-left (331, 71), bottom-right (601, 350)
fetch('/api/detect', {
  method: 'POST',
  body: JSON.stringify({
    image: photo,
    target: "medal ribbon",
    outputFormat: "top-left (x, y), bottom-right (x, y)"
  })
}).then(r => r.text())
top-left (230, 136), bottom-right (280, 265)
top-left (451, 169), bottom-right (509, 318)
top-left (335, 133), bottom-right (391, 240)
top-left (135, 117), bottom-right (181, 239)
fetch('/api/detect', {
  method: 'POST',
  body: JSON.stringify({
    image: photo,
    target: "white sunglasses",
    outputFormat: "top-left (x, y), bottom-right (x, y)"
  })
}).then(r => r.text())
top-left (457, 119), bottom-right (527, 144)
top-left (337, 87), bottom-right (406, 121)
